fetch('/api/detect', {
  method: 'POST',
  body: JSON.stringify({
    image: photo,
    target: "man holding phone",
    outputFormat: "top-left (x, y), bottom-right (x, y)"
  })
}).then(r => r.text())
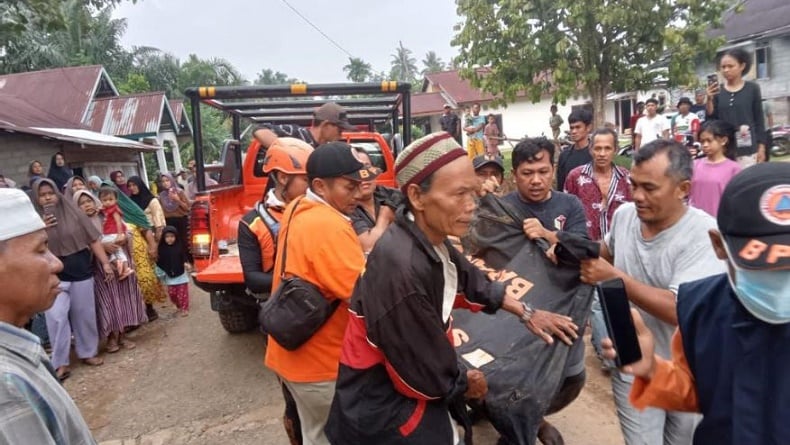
top-left (579, 140), bottom-right (726, 445)
top-left (604, 162), bottom-right (790, 444)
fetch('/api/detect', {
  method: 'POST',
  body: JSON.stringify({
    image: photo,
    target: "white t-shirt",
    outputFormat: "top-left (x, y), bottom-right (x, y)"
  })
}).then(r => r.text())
top-left (635, 115), bottom-right (670, 145)
top-left (605, 203), bottom-right (726, 361)
top-left (672, 113), bottom-right (700, 137)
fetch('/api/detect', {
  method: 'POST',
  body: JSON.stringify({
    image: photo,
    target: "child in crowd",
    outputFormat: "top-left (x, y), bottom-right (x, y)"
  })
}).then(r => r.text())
top-left (99, 186), bottom-right (134, 280)
top-left (689, 119), bottom-right (742, 217)
top-left (156, 226), bottom-right (190, 317)
top-left (484, 114), bottom-right (502, 157)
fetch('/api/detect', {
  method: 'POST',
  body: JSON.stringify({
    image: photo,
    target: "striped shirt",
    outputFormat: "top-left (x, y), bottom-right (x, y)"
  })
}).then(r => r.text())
top-left (0, 321), bottom-right (96, 444)
top-left (564, 162), bottom-right (632, 241)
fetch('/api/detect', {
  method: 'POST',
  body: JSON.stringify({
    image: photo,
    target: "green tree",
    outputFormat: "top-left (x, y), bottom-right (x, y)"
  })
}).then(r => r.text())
top-left (453, 0), bottom-right (730, 126)
top-left (178, 54), bottom-right (246, 90)
top-left (254, 68), bottom-right (296, 85)
top-left (116, 72), bottom-right (150, 94)
top-left (343, 57), bottom-right (373, 82)
top-left (421, 51), bottom-right (446, 75)
top-left (0, 0), bottom-right (130, 76)
top-left (389, 41), bottom-right (418, 84)
top-left (130, 48), bottom-right (182, 97)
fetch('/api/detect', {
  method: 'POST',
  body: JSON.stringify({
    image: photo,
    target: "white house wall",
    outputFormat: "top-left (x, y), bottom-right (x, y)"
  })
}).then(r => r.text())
top-left (447, 97), bottom-right (610, 149)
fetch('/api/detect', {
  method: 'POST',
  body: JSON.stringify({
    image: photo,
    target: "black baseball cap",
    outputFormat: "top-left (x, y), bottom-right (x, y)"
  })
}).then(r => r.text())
top-left (677, 97), bottom-right (693, 107)
top-left (718, 163), bottom-right (790, 270)
top-left (472, 155), bottom-right (505, 173)
top-left (314, 103), bottom-right (356, 131)
top-left (307, 142), bottom-right (381, 182)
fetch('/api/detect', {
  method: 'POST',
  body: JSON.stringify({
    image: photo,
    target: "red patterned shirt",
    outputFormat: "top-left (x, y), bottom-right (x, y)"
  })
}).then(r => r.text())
top-left (564, 163), bottom-right (632, 241)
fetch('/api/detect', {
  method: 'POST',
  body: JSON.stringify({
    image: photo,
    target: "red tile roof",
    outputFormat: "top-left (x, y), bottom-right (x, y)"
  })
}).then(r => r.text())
top-left (85, 91), bottom-right (177, 137)
top-left (0, 65), bottom-right (116, 127)
top-left (423, 69), bottom-right (495, 104)
top-left (410, 92), bottom-right (449, 117)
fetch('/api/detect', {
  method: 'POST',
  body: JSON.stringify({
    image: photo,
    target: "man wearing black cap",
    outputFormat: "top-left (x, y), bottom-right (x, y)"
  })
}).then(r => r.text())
top-left (440, 104), bottom-right (461, 144)
top-left (670, 97), bottom-right (700, 145)
top-left (472, 155), bottom-right (505, 196)
top-left (253, 102), bottom-right (356, 150)
top-left (604, 162), bottom-right (790, 444)
top-left (264, 141), bottom-right (380, 445)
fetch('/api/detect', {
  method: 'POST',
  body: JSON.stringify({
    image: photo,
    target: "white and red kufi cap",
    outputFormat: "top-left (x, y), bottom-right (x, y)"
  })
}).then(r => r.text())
top-left (395, 132), bottom-right (467, 193)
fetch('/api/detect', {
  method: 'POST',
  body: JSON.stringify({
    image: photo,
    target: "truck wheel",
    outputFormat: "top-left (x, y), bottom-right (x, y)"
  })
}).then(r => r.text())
top-left (218, 308), bottom-right (257, 333)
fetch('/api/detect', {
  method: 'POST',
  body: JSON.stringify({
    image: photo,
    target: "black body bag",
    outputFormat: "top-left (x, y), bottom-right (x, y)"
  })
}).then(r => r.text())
top-left (453, 194), bottom-right (599, 445)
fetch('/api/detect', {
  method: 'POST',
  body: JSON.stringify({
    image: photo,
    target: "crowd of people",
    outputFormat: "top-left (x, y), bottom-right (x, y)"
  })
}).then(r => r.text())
top-left (0, 47), bottom-right (787, 445)
top-left (0, 153), bottom-right (199, 383)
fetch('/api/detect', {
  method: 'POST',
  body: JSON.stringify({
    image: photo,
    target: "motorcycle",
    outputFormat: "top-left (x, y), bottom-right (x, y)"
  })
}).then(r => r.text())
top-left (771, 124), bottom-right (790, 158)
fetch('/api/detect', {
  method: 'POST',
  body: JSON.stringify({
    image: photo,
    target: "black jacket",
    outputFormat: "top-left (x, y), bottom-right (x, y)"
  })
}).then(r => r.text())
top-left (325, 209), bottom-right (504, 444)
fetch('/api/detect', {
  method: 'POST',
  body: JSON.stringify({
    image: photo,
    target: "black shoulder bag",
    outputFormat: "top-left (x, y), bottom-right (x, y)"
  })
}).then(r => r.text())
top-left (259, 198), bottom-right (342, 350)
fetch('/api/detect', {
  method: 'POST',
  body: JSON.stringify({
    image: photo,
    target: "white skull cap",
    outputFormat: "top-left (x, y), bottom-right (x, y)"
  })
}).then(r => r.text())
top-left (0, 188), bottom-right (45, 241)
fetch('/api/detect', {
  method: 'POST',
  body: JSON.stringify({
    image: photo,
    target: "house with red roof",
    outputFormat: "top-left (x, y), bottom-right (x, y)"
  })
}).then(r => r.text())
top-left (411, 69), bottom-right (610, 150)
top-left (0, 65), bottom-right (192, 186)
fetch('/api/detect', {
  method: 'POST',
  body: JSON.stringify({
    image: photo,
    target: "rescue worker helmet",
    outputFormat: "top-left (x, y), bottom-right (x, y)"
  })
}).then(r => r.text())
top-left (262, 137), bottom-right (314, 175)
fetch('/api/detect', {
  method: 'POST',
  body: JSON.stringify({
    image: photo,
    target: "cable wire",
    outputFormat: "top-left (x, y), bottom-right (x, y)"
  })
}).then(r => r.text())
top-left (279, 0), bottom-right (355, 59)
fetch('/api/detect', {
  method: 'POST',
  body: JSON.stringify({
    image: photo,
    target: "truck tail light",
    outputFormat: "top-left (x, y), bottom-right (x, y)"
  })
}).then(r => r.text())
top-left (190, 201), bottom-right (211, 258)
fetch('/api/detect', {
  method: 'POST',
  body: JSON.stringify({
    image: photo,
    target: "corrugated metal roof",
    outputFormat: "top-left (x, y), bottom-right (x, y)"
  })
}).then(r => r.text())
top-left (168, 99), bottom-right (193, 135)
top-left (86, 91), bottom-right (177, 137)
top-left (0, 94), bottom-right (86, 129)
top-left (0, 65), bottom-right (114, 126)
top-left (711, 0), bottom-right (790, 42)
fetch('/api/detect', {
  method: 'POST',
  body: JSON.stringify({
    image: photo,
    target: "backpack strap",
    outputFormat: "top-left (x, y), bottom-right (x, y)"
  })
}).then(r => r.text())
top-left (256, 202), bottom-right (281, 245)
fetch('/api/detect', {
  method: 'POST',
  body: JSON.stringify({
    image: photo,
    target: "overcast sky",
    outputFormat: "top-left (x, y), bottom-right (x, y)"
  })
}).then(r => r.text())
top-left (113, 0), bottom-right (460, 83)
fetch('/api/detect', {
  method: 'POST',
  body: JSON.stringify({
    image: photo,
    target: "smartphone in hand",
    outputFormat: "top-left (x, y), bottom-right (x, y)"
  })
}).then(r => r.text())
top-left (598, 278), bottom-right (642, 367)
top-left (707, 73), bottom-right (719, 87)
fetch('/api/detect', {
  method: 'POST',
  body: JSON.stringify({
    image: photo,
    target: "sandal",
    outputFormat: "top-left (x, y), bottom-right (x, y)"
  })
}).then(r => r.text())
top-left (56, 366), bottom-right (71, 382)
top-left (82, 357), bottom-right (104, 366)
top-left (120, 339), bottom-right (136, 350)
top-left (106, 341), bottom-right (120, 353)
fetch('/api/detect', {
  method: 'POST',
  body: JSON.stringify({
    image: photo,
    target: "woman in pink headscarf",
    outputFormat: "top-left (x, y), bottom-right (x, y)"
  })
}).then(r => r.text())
top-left (110, 171), bottom-right (131, 196)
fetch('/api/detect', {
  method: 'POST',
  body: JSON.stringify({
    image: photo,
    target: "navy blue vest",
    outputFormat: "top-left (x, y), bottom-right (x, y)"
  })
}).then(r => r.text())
top-left (677, 273), bottom-right (790, 445)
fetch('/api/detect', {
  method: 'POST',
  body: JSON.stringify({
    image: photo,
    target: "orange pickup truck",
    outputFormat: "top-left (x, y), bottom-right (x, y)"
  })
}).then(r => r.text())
top-left (183, 82), bottom-right (412, 333)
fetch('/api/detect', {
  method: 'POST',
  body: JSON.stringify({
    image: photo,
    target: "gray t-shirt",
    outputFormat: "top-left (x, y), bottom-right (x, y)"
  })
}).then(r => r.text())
top-left (605, 203), bottom-right (726, 361)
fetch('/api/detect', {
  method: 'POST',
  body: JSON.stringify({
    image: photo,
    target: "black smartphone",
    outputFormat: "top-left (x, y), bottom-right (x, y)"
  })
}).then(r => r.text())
top-left (707, 73), bottom-right (718, 87)
top-left (598, 278), bottom-right (642, 367)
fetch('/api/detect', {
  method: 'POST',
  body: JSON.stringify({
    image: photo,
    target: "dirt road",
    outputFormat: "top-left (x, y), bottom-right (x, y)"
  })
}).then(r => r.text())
top-left (64, 284), bottom-right (624, 445)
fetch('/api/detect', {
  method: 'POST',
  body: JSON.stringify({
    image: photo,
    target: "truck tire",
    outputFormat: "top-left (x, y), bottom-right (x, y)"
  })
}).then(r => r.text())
top-left (218, 308), bottom-right (257, 333)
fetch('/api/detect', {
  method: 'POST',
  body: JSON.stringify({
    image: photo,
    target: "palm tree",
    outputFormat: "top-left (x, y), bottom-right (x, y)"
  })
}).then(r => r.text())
top-left (421, 51), bottom-right (446, 75)
top-left (343, 57), bottom-right (372, 83)
top-left (390, 41), bottom-right (418, 83)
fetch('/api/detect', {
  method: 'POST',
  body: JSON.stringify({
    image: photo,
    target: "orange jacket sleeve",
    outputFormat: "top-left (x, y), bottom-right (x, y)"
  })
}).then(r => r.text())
top-left (629, 329), bottom-right (700, 412)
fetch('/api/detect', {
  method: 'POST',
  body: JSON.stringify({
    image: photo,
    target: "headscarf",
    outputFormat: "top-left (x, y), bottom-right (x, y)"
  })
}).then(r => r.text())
top-left (157, 226), bottom-right (186, 278)
top-left (31, 178), bottom-right (100, 257)
top-left (63, 175), bottom-right (87, 199)
top-left (128, 176), bottom-right (156, 210)
top-left (100, 180), bottom-right (151, 230)
top-left (46, 152), bottom-right (73, 192)
top-left (158, 173), bottom-right (181, 213)
top-left (72, 189), bottom-right (103, 232)
top-left (110, 171), bottom-right (131, 196)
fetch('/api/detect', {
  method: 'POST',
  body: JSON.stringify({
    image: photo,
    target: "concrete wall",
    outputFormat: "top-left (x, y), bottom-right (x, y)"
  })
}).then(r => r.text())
top-left (0, 132), bottom-right (142, 187)
top-left (453, 96), bottom-right (609, 149)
